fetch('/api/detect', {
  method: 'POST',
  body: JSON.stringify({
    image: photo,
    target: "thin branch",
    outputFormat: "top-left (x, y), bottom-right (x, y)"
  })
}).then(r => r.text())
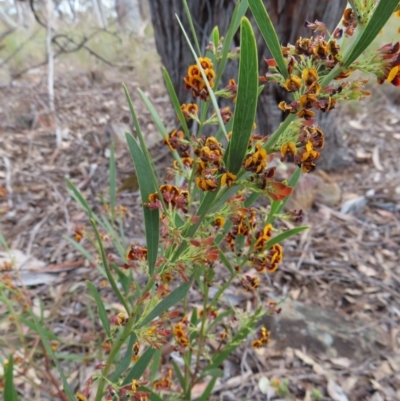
top-left (29, 0), bottom-right (47, 28)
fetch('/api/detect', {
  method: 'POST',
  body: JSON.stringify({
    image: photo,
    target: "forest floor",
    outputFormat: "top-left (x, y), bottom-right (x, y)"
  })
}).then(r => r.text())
top-left (0, 54), bottom-right (400, 401)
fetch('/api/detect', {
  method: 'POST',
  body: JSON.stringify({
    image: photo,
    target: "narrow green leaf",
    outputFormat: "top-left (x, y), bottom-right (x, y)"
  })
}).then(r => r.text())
top-left (215, 0), bottom-right (249, 87)
top-left (170, 359), bottom-right (185, 389)
top-left (86, 281), bottom-right (111, 338)
top-left (212, 26), bottom-right (219, 48)
top-left (53, 353), bottom-right (96, 362)
top-left (264, 113), bottom-right (297, 153)
top-left (149, 349), bottom-right (162, 383)
top-left (109, 143), bottom-right (117, 221)
top-left (30, 311), bottom-right (76, 401)
top-left (100, 215), bottom-right (125, 260)
top-left (125, 134), bottom-right (159, 276)
top-left (226, 17), bottom-right (258, 174)
top-left (122, 347), bottom-right (156, 385)
top-left (162, 67), bottom-right (190, 140)
top-left (136, 87), bottom-right (186, 173)
top-left (266, 226), bottom-right (309, 249)
top-left (205, 322), bottom-right (255, 371)
top-left (197, 376), bottom-right (218, 401)
top-left (205, 368), bottom-right (224, 378)
top-left (343, 0), bottom-right (399, 68)
top-left (139, 386), bottom-right (164, 401)
top-left (110, 334), bottom-right (137, 382)
top-left (244, 191), bottom-right (261, 207)
top-left (66, 180), bottom-right (110, 234)
top-left (90, 218), bottom-right (130, 314)
top-left (63, 235), bottom-right (93, 261)
top-left (111, 263), bottom-right (131, 295)
top-left (137, 88), bottom-right (167, 137)
top-left (208, 308), bottom-right (234, 330)
top-left (248, 0), bottom-right (288, 79)
top-left (66, 178), bottom-right (92, 217)
top-left (182, 0), bottom-right (201, 55)
top-left (20, 316), bottom-right (60, 342)
top-left (172, 191), bottom-right (219, 261)
top-left (0, 231), bottom-right (9, 248)
top-left (138, 280), bottom-right (192, 328)
top-left (217, 248), bottom-right (235, 275)
top-left (176, 16), bottom-right (228, 139)
top-left (123, 84), bottom-right (166, 191)
top-left (4, 355), bottom-right (19, 401)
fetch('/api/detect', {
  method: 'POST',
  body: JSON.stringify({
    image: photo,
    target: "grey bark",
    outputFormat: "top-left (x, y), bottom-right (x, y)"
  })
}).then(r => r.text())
top-left (115, 0), bottom-right (142, 33)
top-left (92, 0), bottom-right (108, 28)
top-left (148, 0), bottom-right (349, 170)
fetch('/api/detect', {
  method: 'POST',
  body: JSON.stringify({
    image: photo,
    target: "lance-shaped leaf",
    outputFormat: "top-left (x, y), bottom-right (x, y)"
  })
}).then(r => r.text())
top-left (162, 67), bottom-right (190, 140)
top-left (266, 226), bottom-right (309, 249)
top-left (343, 0), bottom-right (399, 68)
top-left (122, 347), bottom-right (157, 385)
top-left (137, 279), bottom-right (192, 328)
top-left (4, 355), bottom-right (19, 401)
top-left (111, 334), bottom-right (137, 382)
top-left (126, 134), bottom-right (159, 276)
top-left (109, 143), bottom-right (117, 220)
top-left (214, 0), bottom-right (249, 87)
top-left (248, 0), bottom-right (288, 79)
top-left (30, 311), bottom-right (76, 400)
top-left (226, 17), bottom-right (258, 174)
top-left (90, 218), bottom-right (130, 314)
top-left (86, 281), bottom-right (111, 338)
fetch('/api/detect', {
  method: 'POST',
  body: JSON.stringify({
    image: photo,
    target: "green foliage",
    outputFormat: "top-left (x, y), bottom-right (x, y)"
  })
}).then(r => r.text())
top-left (248, 0), bottom-right (288, 79)
top-left (2, 1), bottom-right (398, 400)
top-left (226, 17), bottom-right (258, 174)
top-left (4, 355), bottom-right (19, 401)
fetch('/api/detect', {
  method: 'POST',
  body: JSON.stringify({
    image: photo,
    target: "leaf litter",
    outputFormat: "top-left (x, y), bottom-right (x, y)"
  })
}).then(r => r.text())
top-left (0, 60), bottom-right (399, 400)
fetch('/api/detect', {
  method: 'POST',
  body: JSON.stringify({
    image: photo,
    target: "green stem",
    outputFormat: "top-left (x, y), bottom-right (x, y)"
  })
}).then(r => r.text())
top-left (193, 281), bottom-right (209, 380)
top-left (94, 318), bottom-right (136, 401)
top-left (264, 113), bottom-right (296, 153)
top-left (209, 275), bottom-right (235, 309)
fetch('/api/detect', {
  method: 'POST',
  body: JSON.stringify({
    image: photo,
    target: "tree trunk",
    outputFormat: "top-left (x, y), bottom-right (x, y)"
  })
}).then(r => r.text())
top-left (92, 0), bottom-right (108, 28)
top-left (115, 0), bottom-right (142, 33)
top-left (148, 0), bottom-right (349, 170)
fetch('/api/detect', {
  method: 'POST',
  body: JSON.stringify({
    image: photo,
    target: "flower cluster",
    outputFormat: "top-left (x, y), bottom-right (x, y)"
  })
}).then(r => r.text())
top-left (376, 42), bottom-right (400, 86)
top-left (184, 57), bottom-right (215, 100)
top-left (126, 245), bottom-right (148, 262)
top-left (146, 185), bottom-right (189, 213)
top-left (251, 326), bottom-right (270, 348)
top-left (250, 244), bottom-right (283, 274)
top-left (180, 103), bottom-right (198, 121)
top-left (193, 136), bottom-right (234, 192)
top-left (173, 321), bottom-right (189, 347)
top-left (241, 137), bottom-right (293, 198)
top-left (225, 207), bottom-right (257, 251)
top-left (223, 205), bottom-right (284, 280)
top-left (164, 129), bottom-right (191, 157)
top-left (280, 124), bottom-right (325, 173)
top-left (279, 67), bottom-right (338, 119)
top-left (153, 369), bottom-right (173, 391)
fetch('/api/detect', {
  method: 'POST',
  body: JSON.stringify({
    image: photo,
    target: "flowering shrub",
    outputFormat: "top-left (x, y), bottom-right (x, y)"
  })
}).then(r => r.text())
top-left (2, 1), bottom-right (399, 400)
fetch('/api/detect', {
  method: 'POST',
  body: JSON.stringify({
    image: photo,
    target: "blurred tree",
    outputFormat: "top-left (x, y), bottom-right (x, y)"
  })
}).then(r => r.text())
top-left (148, 0), bottom-right (350, 170)
top-left (115, 0), bottom-right (142, 33)
top-left (92, 0), bottom-right (108, 28)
